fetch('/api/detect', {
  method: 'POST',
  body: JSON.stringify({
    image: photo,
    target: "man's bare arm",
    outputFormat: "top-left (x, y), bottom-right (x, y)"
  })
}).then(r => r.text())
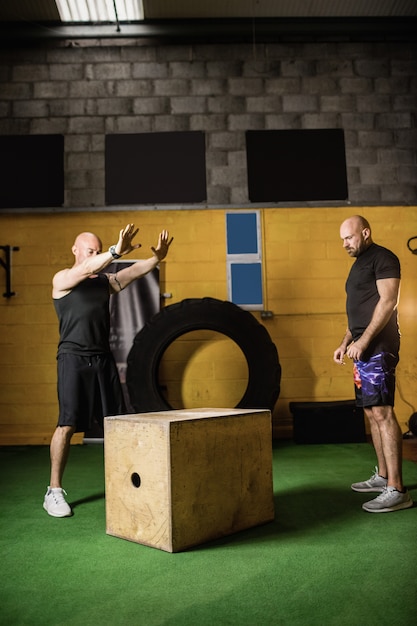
top-left (53, 224), bottom-right (140, 297)
top-left (107, 230), bottom-right (173, 293)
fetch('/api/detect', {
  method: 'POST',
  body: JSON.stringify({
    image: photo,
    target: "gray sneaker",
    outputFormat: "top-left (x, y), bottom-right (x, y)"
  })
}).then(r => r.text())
top-left (43, 487), bottom-right (73, 518)
top-left (362, 486), bottom-right (413, 513)
top-left (351, 467), bottom-right (387, 493)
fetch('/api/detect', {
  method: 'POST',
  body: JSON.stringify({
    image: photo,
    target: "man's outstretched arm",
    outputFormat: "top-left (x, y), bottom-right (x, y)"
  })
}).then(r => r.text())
top-left (53, 224), bottom-right (141, 297)
top-left (107, 230), bottom-right (173, 293)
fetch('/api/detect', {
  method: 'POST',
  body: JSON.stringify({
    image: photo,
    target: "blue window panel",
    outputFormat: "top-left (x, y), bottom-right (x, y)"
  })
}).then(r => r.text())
top-left (230, 263), bottom-right (263, 305)
top-left (226, 212), bottom-right (259, 255)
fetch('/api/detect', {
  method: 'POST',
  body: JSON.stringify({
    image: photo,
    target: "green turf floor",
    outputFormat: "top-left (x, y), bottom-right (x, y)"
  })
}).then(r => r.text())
top-left (1, 441), bottom-right (416, 626)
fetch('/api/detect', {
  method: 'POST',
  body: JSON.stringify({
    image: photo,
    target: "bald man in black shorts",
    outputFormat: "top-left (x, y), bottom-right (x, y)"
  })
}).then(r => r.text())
top-left (44, 224), bottom-right (172, 517)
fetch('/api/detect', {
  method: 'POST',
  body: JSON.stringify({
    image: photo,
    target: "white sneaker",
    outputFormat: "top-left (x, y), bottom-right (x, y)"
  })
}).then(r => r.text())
top-left (362, 486), bottom-right (413, 513)
top-left (43, 487), bottom-right (73, 518)
top-left (351, 466), bottom-right (387, 493)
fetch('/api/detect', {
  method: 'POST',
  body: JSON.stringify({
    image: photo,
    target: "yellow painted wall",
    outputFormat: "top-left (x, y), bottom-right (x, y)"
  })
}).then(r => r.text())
top-left (1, 206), bottom-right (416, 444)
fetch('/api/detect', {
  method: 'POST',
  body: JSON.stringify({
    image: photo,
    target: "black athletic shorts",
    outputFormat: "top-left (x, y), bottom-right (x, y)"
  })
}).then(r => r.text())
top-left (57, 353), bottom-right (126, 432)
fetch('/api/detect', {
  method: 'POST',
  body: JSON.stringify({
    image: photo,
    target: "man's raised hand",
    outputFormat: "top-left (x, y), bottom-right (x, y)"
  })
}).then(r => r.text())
top-left (116, 223), bottom-right (141, 256)
top-left (151, 229), bottom-right (173, 262)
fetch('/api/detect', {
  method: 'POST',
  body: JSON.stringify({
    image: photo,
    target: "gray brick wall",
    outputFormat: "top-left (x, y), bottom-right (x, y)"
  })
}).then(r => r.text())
top-left (0, 40), bottom-right (416, 208)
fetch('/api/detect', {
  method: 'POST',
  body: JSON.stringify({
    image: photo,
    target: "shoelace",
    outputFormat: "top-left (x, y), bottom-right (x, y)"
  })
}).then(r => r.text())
top-left (51, 488), bottom-right (68, 504)
top-left (369, 466), bottom-right (379, 481)
top-left (374, 486), bottom-right (398, 502)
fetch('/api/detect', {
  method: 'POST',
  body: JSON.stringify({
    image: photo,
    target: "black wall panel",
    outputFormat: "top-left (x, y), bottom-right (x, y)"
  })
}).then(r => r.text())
top-left (246, 129), bottom-right (348, 203)
top-left (105, 131), bottom-right (207, 205)
top-left (0, 135), bottom-right (64, 208)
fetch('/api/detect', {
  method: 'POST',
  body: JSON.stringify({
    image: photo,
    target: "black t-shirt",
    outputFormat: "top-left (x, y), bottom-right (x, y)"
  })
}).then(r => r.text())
top-left (53, 274), bottom-right (111, 355)
top-left (345, 243), bottom-right (400, 358)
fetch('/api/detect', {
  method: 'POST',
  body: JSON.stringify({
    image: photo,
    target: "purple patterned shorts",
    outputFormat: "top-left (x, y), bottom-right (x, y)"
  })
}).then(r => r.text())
top-left (353, 352), bottom-right (398, 407)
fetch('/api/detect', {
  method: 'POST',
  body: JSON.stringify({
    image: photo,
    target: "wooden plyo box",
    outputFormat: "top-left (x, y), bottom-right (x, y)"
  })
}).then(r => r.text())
top-left (104, 408), bottom-right (274, 553)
